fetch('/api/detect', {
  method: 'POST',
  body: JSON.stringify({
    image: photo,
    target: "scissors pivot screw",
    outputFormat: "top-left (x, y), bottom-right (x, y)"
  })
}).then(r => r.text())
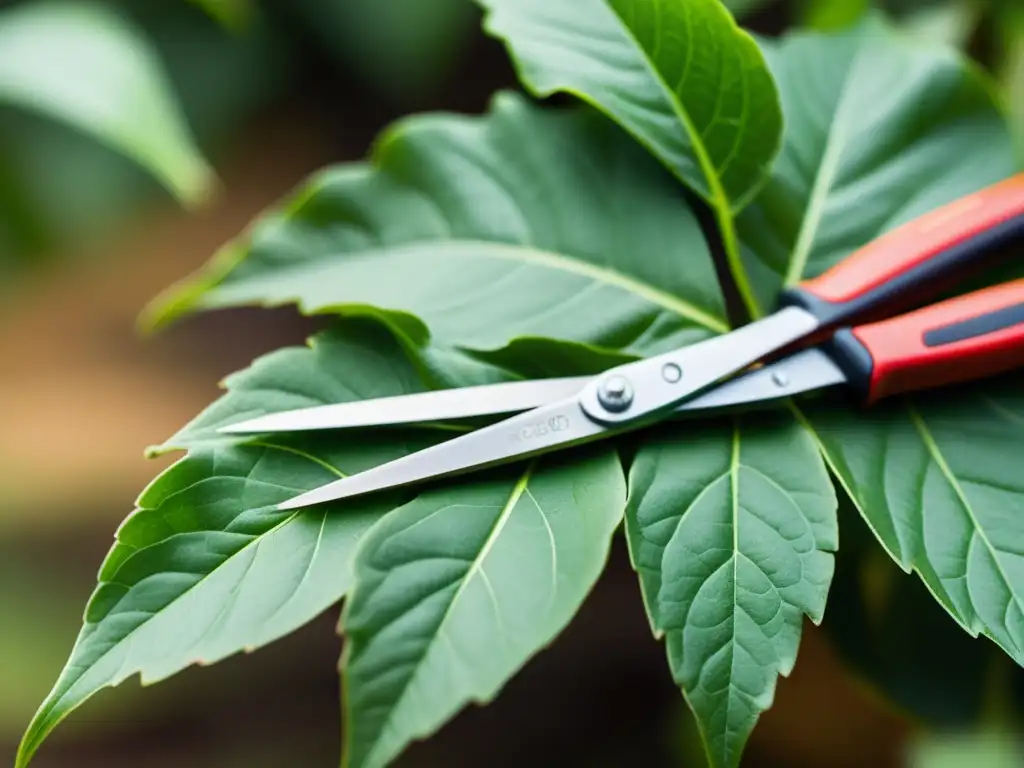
top-left (772, 371), bottom-right (790, 388)
top-left (598, 375), bottom-right (634, 413)
top-left (662, 363), bottom-right (683, 383)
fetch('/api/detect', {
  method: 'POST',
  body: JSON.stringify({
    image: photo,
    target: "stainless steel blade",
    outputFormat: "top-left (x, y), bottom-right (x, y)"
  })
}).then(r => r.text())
top-left (674, 347), bottom-right (846, 412)
top-left (217, 376), bottom-right (592, 434)
top-left (274, 347), bottom-right (847, 511)
top-left (276, 396), bottom-right (609, 510)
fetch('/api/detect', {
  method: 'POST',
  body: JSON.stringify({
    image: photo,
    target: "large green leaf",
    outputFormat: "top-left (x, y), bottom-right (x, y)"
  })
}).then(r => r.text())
top-left (625, 412), bottom-right (837, 768)
top-left (15, 322), bottom-right (438, 768)
top-left (807, 378), bottom-right (1024, 664)
top-left (736, 16), bottom-right (1024, 665)
top-left (737, 13), bottom-right (1013, 315)
top-left (341, 448), bottom-right (626, 768)
top-left (475, 0), bottom-right (780, 209)
top-left (475, 0), bottom-right (782, 315)
top-left (0, 1), bottom-right (212, 204)
top-left (145, 92), bottom-right (728, 364)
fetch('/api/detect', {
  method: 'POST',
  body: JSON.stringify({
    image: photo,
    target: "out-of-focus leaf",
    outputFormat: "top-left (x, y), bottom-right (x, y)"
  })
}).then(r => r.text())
top-left (899, 0), bottom-right (983, 49)
top-left (341, 448), bottom-right (625, 768)
top-left (625, 412), bottom-right (837, 768)
top-left (998, 4), bottom-right (1024, 163)
top-left (291, 0), bottom-right (476, 102)
top-left (907, 730), bottom-right (1024, 768)
top-left (801, 0), bottom-right (869, 31)
top-left (722, 0), bottom-right (775, 18)
top-left (16, 322), bottom-right (437, 768)
top-left (144, 92), bottom-right (728, 372)
top-left (0, 1), bottom-right (213, 204)
top-left (187, 0), bottom-right (252, 29)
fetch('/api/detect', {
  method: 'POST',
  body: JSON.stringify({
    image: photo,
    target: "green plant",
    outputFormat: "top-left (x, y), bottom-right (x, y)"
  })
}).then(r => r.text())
top-left (0, 0), bottom-right (213, 271)
top-left (16, 2), bottom-right (1024, 768)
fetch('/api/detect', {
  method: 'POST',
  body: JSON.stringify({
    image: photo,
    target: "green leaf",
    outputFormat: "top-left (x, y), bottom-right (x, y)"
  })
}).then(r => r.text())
top-left (341, 448), bottom-right (626, 768)
top-left (474, 0), bottom-right (783, 315)
top-left (806, 378), bottom-right (1024, 665)
top-left (899, 0), bottom-right (983, 49)
top-left (732, 14), bottom-right (1024, 667)
top-left (997, 4), bottom-right (1024, 162)
top-left (737, 13), bottom-right (1014, 315)
top-left (0, 1), bottom-right (213, 204)
top-left (16, 321), bottom-right (436, 768)
top-left (908, 729), bottom-right (1024, 768)
top-left (475, 0), bottom-right (781, 209)
top-left (800, 0), bottom-right (869, 31)
top-left (721, 0), bottom-right (775, 18)
top-left (144, 92), bottom-right (728, 362)
top-left (187, 0), bottom-right (252, 29)
top-left (624, 412), bottom-right (837, 768)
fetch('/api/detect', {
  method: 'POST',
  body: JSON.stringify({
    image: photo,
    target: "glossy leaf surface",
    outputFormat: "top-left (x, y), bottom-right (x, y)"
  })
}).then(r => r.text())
top-left (737, 14), bottom-right (1014, 314)
top-left (342, 449), bottom-right (625, 768)
top-left (16, 323), bottom-right (435, 768)
top-left (0, 1), bottom-right (212, 203)
top-left (475, 0), bottom-right (781, 210)
top-left (625, 413), bottom-right (837, 768)
top-left (148, 92), bottom-right (728, 359)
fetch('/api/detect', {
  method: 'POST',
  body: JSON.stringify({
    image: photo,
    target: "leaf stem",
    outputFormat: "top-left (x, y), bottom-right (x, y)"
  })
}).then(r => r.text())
top-left (717, 205), bottom-right (761, 321)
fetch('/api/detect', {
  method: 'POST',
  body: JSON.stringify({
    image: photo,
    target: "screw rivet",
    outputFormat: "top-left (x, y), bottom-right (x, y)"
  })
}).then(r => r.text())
top-left (598, 375), bottom-right (634, 413)
top-left (662, 363), bottom-right (683, 384)
top-left (772, 371), bottom-right (790, 388)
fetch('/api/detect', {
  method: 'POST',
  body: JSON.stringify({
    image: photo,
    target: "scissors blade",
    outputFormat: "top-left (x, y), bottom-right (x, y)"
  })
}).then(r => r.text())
top-left (275, 347), bottom-right (847, 511)
top-left (675, 347), bottom-right (845, 412)
top-left (276, 396), bottom-right (609, 510)
top-left (217, 376), bottom-right (592, 434)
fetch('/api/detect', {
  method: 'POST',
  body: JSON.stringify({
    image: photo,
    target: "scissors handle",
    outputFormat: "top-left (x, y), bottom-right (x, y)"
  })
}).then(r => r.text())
top-left (783, 173), bottom-right (1024, 326)
top-left (826, 277), bottom-right (1024, 404)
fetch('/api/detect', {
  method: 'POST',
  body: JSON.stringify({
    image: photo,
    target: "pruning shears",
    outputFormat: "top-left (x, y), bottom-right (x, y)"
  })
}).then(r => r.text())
top-left (221, 174), bottom-right (1024, 512)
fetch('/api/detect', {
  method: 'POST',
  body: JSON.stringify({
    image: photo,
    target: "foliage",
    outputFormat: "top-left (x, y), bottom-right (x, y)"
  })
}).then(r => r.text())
top-left (15, 2), bottom-right (1024, 768)
top-left (0, 1), bottom-right (210, 203)
top-left (0, 0), bottom-right (213, 272)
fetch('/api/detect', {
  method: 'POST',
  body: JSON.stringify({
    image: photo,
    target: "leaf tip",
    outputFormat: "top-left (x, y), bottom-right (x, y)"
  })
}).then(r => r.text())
top-left (136, 240), bottom-right (247, 333)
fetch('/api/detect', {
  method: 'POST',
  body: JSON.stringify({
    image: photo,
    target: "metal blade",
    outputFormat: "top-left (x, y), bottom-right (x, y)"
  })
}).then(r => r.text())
top-left (275, 348), bottom-right (848, 511)
top-left (218, 376), bottom-right (592, 434)
top-left (276, 396), bottom-right (610, 510)
top-left (674, 347), bottom-right (847, 413)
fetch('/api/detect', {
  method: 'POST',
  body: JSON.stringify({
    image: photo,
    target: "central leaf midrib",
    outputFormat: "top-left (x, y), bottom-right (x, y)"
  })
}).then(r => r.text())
top-left (782, 46), bottom-right (862, 286)
top-left (366, 461), bottom-right (537, 765)
top-left (318, 239), bottom-right (729, 334)
top-left (606, 2), bottom-right (732, 216)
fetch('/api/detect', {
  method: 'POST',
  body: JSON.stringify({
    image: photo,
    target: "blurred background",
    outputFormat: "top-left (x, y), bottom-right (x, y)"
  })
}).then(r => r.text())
top-left (0, 0), bottom-right (1022, 766)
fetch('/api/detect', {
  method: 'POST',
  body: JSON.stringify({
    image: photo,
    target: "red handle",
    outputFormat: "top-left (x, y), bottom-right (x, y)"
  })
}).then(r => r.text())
top-left (782, 174), bottom-right (1024, 326)
top-left (828, 279), bottom-right (1024, 404)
